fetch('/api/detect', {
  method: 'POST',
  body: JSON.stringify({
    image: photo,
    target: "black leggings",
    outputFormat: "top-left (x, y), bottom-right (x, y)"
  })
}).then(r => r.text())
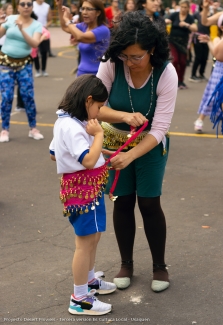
top-left (191, 41), bottom-right (209, 77)
top-left (34, 39), bottom-right (49, 72)
top-left (113, 193), bottom-right (166, 265)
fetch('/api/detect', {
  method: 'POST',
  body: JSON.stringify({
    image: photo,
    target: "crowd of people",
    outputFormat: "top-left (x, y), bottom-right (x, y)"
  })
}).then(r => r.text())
top-left (1, 0), bottom-right (223, 317)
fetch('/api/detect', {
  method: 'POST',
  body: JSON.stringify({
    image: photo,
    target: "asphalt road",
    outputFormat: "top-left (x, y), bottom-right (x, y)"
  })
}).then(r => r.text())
top-left (1, 38), bottom-right (223, 325)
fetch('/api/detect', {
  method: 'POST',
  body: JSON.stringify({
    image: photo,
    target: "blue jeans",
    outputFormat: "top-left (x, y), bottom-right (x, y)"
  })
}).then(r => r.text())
top-left (0, 64), bottom-right (36, 130)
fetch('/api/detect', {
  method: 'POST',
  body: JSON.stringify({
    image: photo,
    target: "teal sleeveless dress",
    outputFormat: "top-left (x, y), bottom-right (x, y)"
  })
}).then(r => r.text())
top-left (104, 60), bottom-right (170, 197)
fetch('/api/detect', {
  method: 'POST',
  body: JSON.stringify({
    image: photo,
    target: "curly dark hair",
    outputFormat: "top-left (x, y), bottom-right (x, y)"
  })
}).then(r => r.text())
top-left (58, 74), bottom-right (108, 121)
top-left (101, 11), bottom-right (170, 68)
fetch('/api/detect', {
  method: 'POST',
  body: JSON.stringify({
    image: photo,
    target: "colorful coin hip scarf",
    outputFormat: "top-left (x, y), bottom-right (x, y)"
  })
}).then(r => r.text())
top-left (60, 121), bottom-right (149, 217)
top-left (0, 51), bottom-right (32, 71)
top-left (60, 165), bottom-right (109, 217)
top-left (102, 122), bottom-right (169, 155)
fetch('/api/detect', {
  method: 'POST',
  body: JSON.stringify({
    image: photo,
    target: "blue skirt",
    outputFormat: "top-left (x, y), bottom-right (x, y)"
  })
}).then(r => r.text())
top-left (198, 60), bottom-right (223, 116)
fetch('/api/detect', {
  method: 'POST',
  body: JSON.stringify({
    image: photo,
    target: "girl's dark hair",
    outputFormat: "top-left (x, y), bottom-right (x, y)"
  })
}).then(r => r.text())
top-left (58, 74), bottom-right (108, 121)
top-left (101, 11), bottom-right (169, 68)
top-left (81, 0), bottom-right (106, 26)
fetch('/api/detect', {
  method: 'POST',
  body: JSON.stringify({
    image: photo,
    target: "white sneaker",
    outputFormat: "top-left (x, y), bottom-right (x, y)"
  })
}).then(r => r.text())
top-left (194, 119), bottom-right (203, 133)
top-left (88, 271), bottom-right (117, 294)
top-left (28, 128), bottom-right (44, 140)
top-left (35, 71), bottom-right (41, 78)
top-left (0, 130), bottom-right (9, 142)
top-left (68, 289), bottom-right (112, 315)
top-left (15, 107), bottom-right (25, 112)
top-left (42, 71), bottom-right (49, 77)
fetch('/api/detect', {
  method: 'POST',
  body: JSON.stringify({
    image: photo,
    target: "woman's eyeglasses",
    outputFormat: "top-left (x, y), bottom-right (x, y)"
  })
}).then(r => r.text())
top-left (118, 51), bottom-right (148, 65)
top-left (19, 2), bottom-right (33, 7)
top-left (79, 7), bottom-right (98, 12)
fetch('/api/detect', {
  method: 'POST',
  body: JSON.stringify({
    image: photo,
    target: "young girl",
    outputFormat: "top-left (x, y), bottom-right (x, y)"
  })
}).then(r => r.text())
top-left (49, 74), bottom-right (116, 316)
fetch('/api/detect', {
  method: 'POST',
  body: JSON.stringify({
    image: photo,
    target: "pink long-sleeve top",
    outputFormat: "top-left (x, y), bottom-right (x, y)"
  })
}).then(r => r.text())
top-left (97, 60), bottom-right (178, 144)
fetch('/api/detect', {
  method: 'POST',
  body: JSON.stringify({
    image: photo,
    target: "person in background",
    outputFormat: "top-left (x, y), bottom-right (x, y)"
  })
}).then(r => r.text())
top-left (201, 0), bottom-right (223, 61)
top-left (189, 0), bottom-right (210, 82)
top-left (70, 1), bottom-right (79, 16)
top-left (33, 0), bottom-right (52, 77)
top-left (0, 3), bottom-right (13, 51)
top-left (194, 14), bottom-right (223, 132)
top-left (16, 12), bottom-right (50, 111)
top-left (0, 0), bottom-right (44, 142)
top-left (0, 3), bottom-right (13, 118)
top-left (105, 0), bottom-right (122, 29)
top-left (158, 0), bottom-right (165, 17)
top-left (57, 0), bottom-right (110, 76)
top-left (165, 0), bottom-right (197, 89)
top-left (136, 0), bottom-right (166, 31)
top-left (170, 0), bottom-right (180, 13)
top-left (187, 0), bottom-right (197, 66)
top-left (189, 0), bottom-right (197, 14)
top-left (124, 0), bottom-right (135, 12)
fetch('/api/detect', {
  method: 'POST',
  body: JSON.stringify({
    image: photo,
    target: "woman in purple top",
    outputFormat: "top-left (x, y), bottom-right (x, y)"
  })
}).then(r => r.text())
top-left (57, 0), bottom-right (110, 76)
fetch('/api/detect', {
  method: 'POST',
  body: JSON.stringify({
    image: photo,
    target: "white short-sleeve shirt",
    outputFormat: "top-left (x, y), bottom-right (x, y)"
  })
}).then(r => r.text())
top-left (50, 111), bottom-right (105, 174)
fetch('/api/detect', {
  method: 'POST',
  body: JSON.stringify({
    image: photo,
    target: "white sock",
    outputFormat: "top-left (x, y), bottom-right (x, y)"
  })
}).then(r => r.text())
top-left (74, 283), bottom-right (88, 299)
top-left (88, 268), bottom-right (95, 283)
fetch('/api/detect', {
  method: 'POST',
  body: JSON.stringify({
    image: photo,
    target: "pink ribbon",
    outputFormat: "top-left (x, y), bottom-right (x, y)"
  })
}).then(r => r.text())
top-left (105, 121), bottom-right (149, 199)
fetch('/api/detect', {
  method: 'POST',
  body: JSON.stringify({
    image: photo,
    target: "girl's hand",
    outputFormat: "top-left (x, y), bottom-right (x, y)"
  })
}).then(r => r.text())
top-left (86, 119), bottom-right (103, 136)
top-left (110, 151), bottom-right (133, 170)
top-left (50, 154), bottom-right (56, 161)
top-left (15, 19), bottom-right (23, 30)
top-left (122, 112), bottom-right (147, 127)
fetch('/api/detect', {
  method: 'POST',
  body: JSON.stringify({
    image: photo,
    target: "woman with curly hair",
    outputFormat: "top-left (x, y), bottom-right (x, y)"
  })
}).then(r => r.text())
top-left (97, 11), bottom-right (178, 291)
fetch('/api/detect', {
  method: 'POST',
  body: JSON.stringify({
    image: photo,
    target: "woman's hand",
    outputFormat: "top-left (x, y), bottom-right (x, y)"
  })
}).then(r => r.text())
top-left (113, 10), bottom-right (122, 23)
top-left (62, 6), bottom-right (71, 23)
top-left (179, 21), bottom-right (188, 28)
top-left (0, 14), bottom-right (7, 25)
top-left (110, 151), bottom-right (133, 170)
top-left (203, 0), bottom-right (212, 9)
top-left (70, 37), bottom-right (78, 45)
top-left (198, 34), bottom-right (210, 43)
top-left (102, 149), bottom-right (133, 170)
top-left (15, 19), bottom-right (23, 31)
top-left (86, 119), bottom-right (103, 137)
top-left (122, 112), bottom-right (147, 127)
